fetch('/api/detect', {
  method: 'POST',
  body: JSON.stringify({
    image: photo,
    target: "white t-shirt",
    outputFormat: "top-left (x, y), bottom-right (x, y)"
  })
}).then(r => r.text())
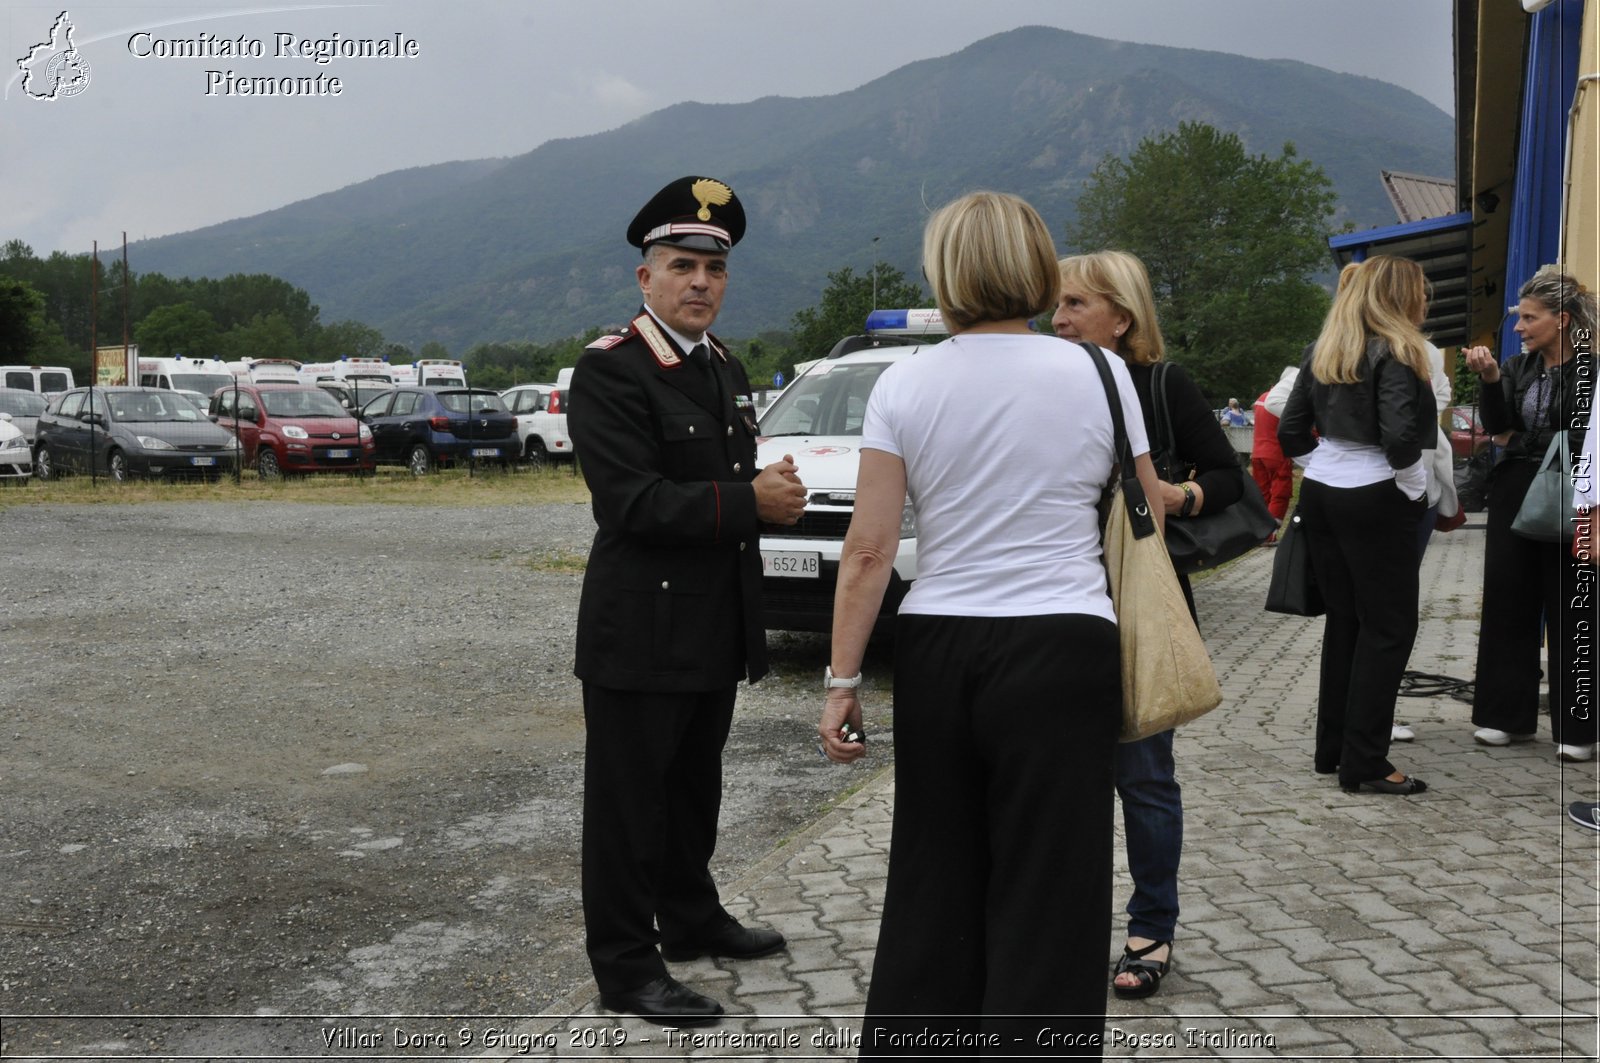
top-left (860, 332), bottom-right (1149, 623)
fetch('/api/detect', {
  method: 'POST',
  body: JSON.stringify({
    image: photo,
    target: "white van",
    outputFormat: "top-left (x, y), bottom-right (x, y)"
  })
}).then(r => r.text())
top-left (0, 365), bottom-right (75, 396)
top-left (227, 358), bottom-right (302, 385)
top-left (412, 358), bottom-right (467, 388)
top-left (137, 356), bottom-right (235, 408)
top-left (298, 357), bottom-right (396, 388)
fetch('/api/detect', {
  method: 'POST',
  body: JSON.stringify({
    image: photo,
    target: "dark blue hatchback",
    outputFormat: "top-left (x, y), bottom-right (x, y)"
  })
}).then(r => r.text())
top-left (358, 387), bottom-right (518, 475)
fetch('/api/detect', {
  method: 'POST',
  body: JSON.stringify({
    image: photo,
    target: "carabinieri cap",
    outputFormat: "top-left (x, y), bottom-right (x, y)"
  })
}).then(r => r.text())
top-left (627, 176), bottom-right (746, 253)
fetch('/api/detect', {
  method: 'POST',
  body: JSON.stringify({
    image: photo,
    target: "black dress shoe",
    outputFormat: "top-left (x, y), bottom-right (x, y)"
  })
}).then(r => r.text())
top-left (598, 975), bottom-right (723, 1026)
top-left (661, 921), bottom-right (786, 962)
top-left (1340, 774), bottom-right (1427, 795)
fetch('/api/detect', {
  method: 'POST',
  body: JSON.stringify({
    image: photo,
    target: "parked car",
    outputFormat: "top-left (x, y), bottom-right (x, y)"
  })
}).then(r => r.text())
top-left (33, 386), bottom-right (238, 482)
top-left (314, 380), bottom-right (394, 411)
top-left (0, 415), bottom-right (31, 481)
top-left (500, 383), bottom-right (573, 464)
top-left (754, 310), bottom-right (943, 633)
top-left (357, 386), bottom-right (517, 474)
top-left (0, 387), bottom-right (49, 445)
top-left (1448, 405), bottom-right (1489, 459)
top-left (209, 383), bottom-right (375, 478)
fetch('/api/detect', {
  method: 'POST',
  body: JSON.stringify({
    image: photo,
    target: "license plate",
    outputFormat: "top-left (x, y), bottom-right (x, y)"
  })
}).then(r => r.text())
top-left (189, 456), bottom-right (216, 467)
top-left (471, 448), bottom-right (501, 458)
top-left (326, 449), bottom-right (351, 459)
top-left (762, 550), bottom-right (820, 578)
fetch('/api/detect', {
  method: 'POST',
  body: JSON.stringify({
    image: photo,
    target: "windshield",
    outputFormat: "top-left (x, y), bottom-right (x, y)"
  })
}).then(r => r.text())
top-left (106, 392), bottom-right (207, 423)
top-left (0, 391), bottom-right (47, 416)
top-left (438, 391), bottom-right (504, 414)
top-left (170, 373), bottom-right (235, 395)
top-left (759, 362), bottom-right (896, 437)
top-left (262, 389), bottom-right (349, 418)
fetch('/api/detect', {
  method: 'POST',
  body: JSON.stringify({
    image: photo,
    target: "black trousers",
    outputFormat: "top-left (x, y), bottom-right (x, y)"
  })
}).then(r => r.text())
top-left (1297, 478), bottom-right (1425, 786)
top-left (861, 613), bottom-right (1119, 1060)
top-left (581, 684), bottom-right (735, 994)
top-left (1472, 459), bottom-right (1599, 745)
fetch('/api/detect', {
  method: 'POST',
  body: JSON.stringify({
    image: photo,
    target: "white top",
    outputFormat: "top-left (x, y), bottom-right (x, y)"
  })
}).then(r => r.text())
top-left (860, 333), bottom-right (1149, 623)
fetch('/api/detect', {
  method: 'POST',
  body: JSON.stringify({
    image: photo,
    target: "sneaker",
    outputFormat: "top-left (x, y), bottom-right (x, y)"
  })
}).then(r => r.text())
top-left (1474, 728), bottom-right (1537, 746)
top-left (1556, 743), bottom-right (1596, 762)
top-left (1568, 802), bottom-right (1600, 832)
top-left (1391, 723), bottom-right (1415, 742)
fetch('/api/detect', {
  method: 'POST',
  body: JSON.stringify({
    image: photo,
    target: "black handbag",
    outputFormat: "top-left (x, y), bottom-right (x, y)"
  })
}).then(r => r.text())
top-left (1264, 506), bottom-right (1324, 616)
top-left (1149, 363), bottom-right (1279, 574)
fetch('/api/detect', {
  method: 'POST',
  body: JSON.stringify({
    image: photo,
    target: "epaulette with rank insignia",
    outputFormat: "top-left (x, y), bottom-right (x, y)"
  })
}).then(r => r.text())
top-left (586, 329), bottom-right (630, 351)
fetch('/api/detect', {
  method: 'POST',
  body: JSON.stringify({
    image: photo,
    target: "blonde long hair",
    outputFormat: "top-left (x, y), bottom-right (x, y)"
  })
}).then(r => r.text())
top-left (1056, 251), bottom-right (1166, 365)
top-left (1310, 255), bottom-right (1431, 384)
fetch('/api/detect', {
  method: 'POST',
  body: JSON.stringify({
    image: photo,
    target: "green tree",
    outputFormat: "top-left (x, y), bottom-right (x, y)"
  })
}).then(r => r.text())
top-left (786, 264), bottom-right (925, 368)
top-left (0, 275), bottom-right (49, 360)
top-left (310, 319), bottom-right (386, 361)
top-left (1066, 122), bottom-right (1336, 402)
top-left (133, 302), bottom-right (220, 359)
top-left (217, 312), bottom-right (301, 362)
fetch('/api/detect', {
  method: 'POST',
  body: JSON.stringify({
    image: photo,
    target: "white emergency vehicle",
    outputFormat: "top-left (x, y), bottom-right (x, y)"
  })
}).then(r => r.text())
top-left (137, 355), bottom-right (236, 408)
top-left (298, 357), bottom-right (397, 388)
top-left (755, 309), bottom-right (946, 633)
top-left (226, 358), bottom-right (302, 385)
top-left (410, 358), bottom-right (467, 388)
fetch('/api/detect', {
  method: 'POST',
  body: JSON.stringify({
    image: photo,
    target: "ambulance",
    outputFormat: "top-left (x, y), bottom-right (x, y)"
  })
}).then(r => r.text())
top-left (297, 356), bottom-right (397, 388)
top-left (754, 309), bottom-right (947, 633)
top-left (137, 355), bottom-right (236, 408)
top-left (226, 358), bottom-right (303, 385)
top-left (410, 358), bottom-right (467, 388)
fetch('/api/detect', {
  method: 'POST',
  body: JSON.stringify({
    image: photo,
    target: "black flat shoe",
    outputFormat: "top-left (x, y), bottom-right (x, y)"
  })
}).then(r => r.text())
top-left (661, 921), bottom-right (785, 962)
top-left (1341, 775), bottom-right (1428, 795)
top-left (598, 975), bottom-right (723, 1026)
top-left (1111, 940), bottom-right (1172, 1000)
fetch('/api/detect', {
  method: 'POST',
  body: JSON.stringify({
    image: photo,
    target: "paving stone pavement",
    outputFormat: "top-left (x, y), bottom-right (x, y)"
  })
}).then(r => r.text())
top-left (491, 522), bottom-right (1599, 1061)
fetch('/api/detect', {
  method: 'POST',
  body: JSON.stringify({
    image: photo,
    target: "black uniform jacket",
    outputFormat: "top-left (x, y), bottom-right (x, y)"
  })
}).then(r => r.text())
top-left (569, 311), bottom-right (768, 692)
top-left (1278, 338), bottom-right (1435, 469)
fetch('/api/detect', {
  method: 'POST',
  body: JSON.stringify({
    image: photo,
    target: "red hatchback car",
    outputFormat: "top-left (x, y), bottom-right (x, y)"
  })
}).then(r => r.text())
top-left (209, 383), bottom-right (376, 477)
top-left (1447, 405), bottom-right (1489, 460)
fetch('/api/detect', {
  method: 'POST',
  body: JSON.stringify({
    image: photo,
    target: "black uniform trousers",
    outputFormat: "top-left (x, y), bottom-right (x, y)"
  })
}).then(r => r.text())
top-left (861, 613), bottom-right (1119, 1060)
top-left (1298, 478), bottom-right (1425, 787)
top-left (1472, 459), bottom-right (1599, 746)
top-left (581, 684), bottom-right (736, 995)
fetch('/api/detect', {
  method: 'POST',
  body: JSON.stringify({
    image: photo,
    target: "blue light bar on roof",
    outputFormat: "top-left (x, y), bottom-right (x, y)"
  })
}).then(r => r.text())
top-left (864, 308), bottom-right (946, 335)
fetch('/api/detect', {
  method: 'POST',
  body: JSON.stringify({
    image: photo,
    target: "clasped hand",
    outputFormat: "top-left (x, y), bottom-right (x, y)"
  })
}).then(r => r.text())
top-left (754, 453), bottom-right (807, 524)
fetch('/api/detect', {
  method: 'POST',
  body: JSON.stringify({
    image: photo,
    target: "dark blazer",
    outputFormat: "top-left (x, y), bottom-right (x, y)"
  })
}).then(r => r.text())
top-left (1278, 338), bottom-right (1435, 469)
top-left (569, 311), bottom-right (768, 692)
top-left (1480, 350), bottom-right (1594, 464)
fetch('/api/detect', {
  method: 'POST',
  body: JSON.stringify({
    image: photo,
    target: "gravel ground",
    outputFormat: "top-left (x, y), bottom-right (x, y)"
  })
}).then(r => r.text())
top-left (0, 500), bottom-right (892, 1059)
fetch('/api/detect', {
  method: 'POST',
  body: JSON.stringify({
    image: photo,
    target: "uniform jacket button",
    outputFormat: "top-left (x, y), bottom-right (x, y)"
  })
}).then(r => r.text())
top-left (733, 462), bottom-right (742, 473)
top-left (726, 425), bottom-right (734, 436)
top-left (661, 581), bottom-right (670, 590)
top-left (688, 425), bottom-right (696, 434)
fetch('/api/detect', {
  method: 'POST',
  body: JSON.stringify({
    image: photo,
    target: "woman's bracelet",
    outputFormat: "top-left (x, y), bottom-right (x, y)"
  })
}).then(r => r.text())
top-left (1179, 481), bottom-right (1196, 517)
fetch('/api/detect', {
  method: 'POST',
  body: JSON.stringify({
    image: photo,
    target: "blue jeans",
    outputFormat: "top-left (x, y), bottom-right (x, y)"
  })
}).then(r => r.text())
top-left (1114, 728), bottom-right (1181, 941)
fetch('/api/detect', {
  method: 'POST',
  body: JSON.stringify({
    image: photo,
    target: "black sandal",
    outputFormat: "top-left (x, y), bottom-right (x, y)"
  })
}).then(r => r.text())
top-left (1112, 940), bottom-right (1172, 999)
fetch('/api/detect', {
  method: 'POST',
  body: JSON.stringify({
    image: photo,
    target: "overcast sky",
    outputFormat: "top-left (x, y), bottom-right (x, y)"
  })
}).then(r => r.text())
top-left (2, 0), bottom-right (1455, 256)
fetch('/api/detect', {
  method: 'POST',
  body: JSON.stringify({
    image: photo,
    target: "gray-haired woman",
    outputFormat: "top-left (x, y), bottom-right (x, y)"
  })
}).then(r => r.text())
top-left (1463, 265), bottom-right (1597, 761)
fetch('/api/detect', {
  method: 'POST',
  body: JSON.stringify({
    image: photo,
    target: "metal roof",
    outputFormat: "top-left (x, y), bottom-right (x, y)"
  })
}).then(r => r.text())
top-left (1379, 171), bottom-right (1459, 224)
top-left (1327, 212), bottom-right (1473, 349)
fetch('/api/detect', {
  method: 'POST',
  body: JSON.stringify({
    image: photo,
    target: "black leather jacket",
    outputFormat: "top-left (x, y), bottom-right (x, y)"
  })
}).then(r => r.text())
top-left (1278, 338), bottom-right (1435, 469)
top-left (1479, 350), bottom-right (1594, 464)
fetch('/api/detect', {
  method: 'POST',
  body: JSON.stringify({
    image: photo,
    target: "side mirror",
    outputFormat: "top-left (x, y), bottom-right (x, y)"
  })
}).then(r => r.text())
top-left (80, 412), bottom-right (106, 428)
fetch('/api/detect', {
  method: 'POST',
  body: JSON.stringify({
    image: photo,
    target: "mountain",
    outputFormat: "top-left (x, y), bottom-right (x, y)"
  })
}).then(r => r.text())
top-left (128, 26), bottom-right (1453, 350)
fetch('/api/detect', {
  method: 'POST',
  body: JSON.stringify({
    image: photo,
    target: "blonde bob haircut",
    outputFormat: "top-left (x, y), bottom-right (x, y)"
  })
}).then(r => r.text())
top-left (1057, 250), bottom-right (1167, 365)
top-left (922, 191), bottom-right (1059, 331)
top-left (1310, 254), bottom-right (1432, 384)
